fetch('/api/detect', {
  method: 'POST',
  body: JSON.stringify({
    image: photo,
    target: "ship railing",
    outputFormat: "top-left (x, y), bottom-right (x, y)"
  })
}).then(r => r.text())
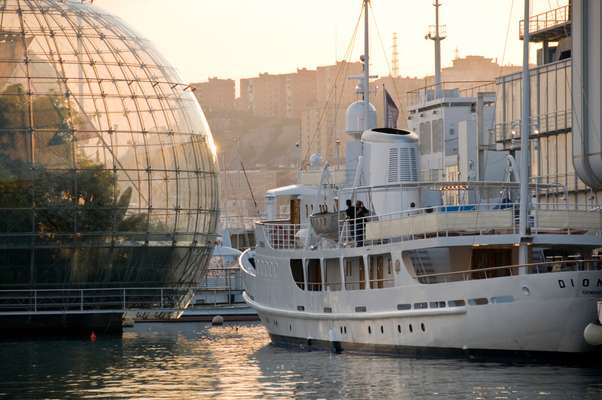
top-left (340, 202), bottom-right (519, 248)
top-left (0, 287), bottom-right (194, 315)
top-left (259, 202), bottom-right (602, 250)
top-left (339, 202), bottom-right (602, 249)
top-left (259, 222), bottom-right (307, 250)
top-left (345, 278), bottom-right (396, 291)
top-left (295, 279), bottom-right (396, 292)
top-left (407, 80), bottom-right (495, 108)
top-left (413, 259), bottom-right (602, 284)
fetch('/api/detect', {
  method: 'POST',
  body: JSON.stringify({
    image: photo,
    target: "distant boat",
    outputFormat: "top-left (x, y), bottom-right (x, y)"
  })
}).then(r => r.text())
top-left (182, 228), bottom-right (258, 322)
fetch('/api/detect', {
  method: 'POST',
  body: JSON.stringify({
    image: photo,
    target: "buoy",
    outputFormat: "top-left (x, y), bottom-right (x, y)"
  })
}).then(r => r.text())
top-left (584, 323), bottom-right (602, 346)
top-left (211, 315), bottom-right (224, 326)
top-left (90, 331), bottom-right (97, 342)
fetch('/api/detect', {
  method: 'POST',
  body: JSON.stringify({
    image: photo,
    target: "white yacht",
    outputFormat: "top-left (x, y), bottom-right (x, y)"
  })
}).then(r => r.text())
top-left (240, 0), bottom-right (602, 357)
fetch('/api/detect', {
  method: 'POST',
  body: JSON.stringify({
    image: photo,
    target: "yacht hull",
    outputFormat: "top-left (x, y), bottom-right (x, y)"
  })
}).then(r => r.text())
top-left (241, 249), bottom-right (602, 355)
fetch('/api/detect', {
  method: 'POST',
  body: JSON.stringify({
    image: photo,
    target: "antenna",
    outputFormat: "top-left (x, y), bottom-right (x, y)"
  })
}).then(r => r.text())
top-left (391, 32), bottom-right (399, 78)
top-left (518, 0), bottom-right (531, 268)
top-left (426, 0), bottom-right (446, 98)
top-left (363, 0), bottom-right (370, 130)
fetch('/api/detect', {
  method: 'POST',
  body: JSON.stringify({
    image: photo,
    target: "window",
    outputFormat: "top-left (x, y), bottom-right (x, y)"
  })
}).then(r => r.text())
top-left (409, 324), bottom-right (413, 333)
top-left (307, 259), bottom-right (321, 291)
top-left (397, 324), bottom-right (402, 333)
top-left (421, 323), bottom-right (426, 332)
top-left (323, 307), bottom-right (333, 313)
top-left (355, 306), bottom-right (367, 312)
top-left (380, 325), bottom-right (384, 334)
top-left (289, 259), bottom-right (305, 290)
top-left (429, 301), bottom-right (446, 308)
top-left (413, 302), bottom-right (428, 309)
top-left (448, 299), bottom-right (466, 307)
top-left (468, 298), bottom-right (489, 306)
top-left (491, 295), bottom-right (514, 304)
top-left (368, 326), bottom-right (372, 334)
top-left (397, 303), bottom-right (411, 311)
top-left (297, 305), bottom-right (305, 311)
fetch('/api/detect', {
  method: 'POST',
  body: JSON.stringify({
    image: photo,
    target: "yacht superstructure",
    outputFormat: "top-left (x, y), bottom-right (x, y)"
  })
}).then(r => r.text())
top-left (239, 0), bottom-right (602, 356)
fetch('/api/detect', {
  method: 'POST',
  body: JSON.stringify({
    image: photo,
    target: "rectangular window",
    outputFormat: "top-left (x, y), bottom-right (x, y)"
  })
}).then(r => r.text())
top-left (297, 305), bottom-right (305, 311)
top-left (355, 306), bottom-right (367, 312)
top-left (290, 259), bottom-right (305, 290)
top-left (307, 259), bottom-right (322, 291)
top-left (323, 307), bottom-right (333, 313)
top-left (429, 301), bottom-right (446, 308)
top-left (448, 299), bottom-right (466, 307)
top-left (468, 298), bottom-right (489, 306)
top-left (413, 302), bottom-right (428, 309)
top-left (491, 295), bottom-right (514, 304)
top-left (397, 303), bottom-right (411, 311)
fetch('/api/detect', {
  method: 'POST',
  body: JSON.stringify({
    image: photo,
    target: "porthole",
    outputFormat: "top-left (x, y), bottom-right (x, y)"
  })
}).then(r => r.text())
top-left (409, 324), bottom-right (413, 333)
top-left (368, 326), bottom-right (372, 334)
top-left (421, 323), bottom-right (426, 332)
top-left (380, 325), bottom-right (384, 334)
top-left (397, 324), bottom-right (402, 334)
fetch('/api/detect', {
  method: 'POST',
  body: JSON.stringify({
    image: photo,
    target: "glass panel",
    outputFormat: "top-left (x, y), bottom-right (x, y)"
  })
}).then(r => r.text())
top-left (0, 1), bottom-right (218, 290)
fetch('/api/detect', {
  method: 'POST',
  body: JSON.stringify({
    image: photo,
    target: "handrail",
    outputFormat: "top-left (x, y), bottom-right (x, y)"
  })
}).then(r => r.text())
top-left (257, 203), bottom-right (602, 251)
top-left (519, 5), bottom-right (570, 38)
top-left (296, 278), bottom-right (397, 292)
top-left (0, 287), bottom-right (195, 315)
top-left (413, 259), bottom-right (602, 284)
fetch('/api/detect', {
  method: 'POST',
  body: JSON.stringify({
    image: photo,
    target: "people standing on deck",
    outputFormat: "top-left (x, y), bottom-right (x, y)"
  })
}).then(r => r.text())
top-left (345, 199), bottom-right (356, 243)
top-left (355, 201), bottom-right (370, 247)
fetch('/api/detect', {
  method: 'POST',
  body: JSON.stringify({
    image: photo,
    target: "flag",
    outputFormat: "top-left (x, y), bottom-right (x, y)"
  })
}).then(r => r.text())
top-left (383, 87), bottom-right (399, 129)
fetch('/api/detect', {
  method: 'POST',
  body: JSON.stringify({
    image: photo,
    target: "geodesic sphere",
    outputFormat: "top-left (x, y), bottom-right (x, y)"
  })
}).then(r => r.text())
top-left (0, 0), bottom-right (219, 289)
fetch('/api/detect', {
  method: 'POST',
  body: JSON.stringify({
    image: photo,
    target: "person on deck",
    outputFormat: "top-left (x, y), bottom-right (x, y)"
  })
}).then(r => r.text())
top-left (355, 201), bottom-right (370, 247)
top-left (345, 199), bottom-right (356, 243)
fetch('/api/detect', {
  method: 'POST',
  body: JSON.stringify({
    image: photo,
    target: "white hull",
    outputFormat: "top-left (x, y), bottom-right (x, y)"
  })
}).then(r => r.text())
top-left (241, 245), bottom-right (602, 355)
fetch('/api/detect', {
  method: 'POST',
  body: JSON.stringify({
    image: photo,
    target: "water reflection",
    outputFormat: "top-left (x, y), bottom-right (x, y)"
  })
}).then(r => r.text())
top-left (0, 322), bottom-right (601, 399)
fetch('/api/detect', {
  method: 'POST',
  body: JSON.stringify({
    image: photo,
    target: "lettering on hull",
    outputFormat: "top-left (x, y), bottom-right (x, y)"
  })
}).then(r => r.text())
top-left (558, 278), bottom-right (602, 295)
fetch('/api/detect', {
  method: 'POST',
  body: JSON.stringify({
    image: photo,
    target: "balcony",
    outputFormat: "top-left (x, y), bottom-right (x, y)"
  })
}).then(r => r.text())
top-left (407, 81), bottom-right (495, 109)
top-left (519, 5), bottom-right (571, 42)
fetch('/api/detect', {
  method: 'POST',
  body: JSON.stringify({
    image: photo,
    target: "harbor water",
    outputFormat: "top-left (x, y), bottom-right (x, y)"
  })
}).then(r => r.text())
top-left (1, 322), bottom-right (601, 399)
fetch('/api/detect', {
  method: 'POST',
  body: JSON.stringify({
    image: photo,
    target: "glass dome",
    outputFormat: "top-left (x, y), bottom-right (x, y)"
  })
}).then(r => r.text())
top-left (0, 0), bottom-right (219, 289)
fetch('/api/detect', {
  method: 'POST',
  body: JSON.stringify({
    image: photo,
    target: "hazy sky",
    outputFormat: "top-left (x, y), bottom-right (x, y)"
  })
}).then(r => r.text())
top-left (96, 0), bottom-right (568, 84)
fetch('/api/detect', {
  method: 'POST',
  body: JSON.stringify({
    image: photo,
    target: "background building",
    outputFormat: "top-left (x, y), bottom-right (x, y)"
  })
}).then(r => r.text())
top-left (493, 3), bottom-right (584, 203)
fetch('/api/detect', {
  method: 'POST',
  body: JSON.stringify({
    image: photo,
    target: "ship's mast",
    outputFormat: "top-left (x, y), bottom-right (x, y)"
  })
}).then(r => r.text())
top-left (363, 0), bottom-right (370, 130)
top-left (427, 0), bottom-right (446, 98)
top-left (519, 0), bottom-right (531, 267)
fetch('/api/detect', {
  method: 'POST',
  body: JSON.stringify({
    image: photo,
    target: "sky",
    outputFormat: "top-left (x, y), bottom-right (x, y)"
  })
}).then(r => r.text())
top-left (95, 0), bottom-right (569, 85)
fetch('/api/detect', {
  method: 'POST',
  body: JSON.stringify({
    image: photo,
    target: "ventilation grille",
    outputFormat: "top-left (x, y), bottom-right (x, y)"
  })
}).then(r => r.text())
top-left (387, 148), bottom-right (399, 183)
top-left (399, 147), bottom-right (418, 181)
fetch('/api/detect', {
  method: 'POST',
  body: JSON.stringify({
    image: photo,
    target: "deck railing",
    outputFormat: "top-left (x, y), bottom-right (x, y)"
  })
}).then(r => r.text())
top-left (519, 5), bottom-right (570, 39)
top-left (258, 203), bottom-right (602, 251)
top-left (0, 287), bottom-right (194, 315)
top-left (261, 222), bottom-right (306, 250)
top-left (414, 259), bottom-right (602, 284)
